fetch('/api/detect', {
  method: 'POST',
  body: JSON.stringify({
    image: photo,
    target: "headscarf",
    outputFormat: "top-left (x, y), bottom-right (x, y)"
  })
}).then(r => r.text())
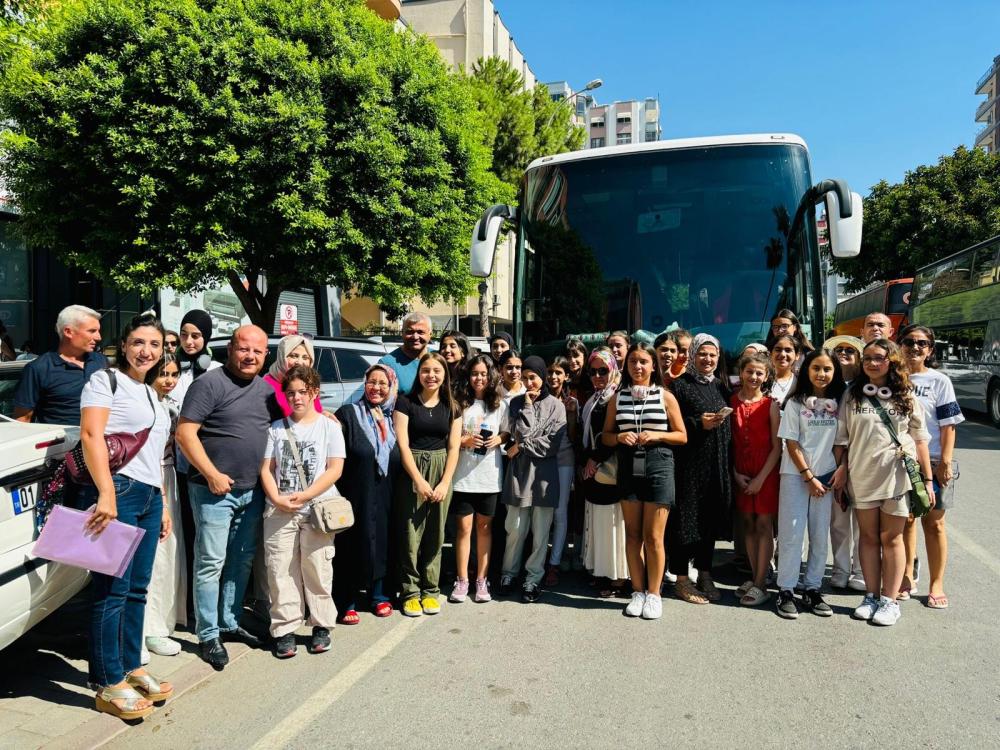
top-left (687, 333), bottom-right (722, 384)
top-left (580, 348), bottom-right (621, 449)
top-left (353, 363), bottom-right (398, 478)
top-left (178, 309), bottom-right (213, 376)
top-left (268, 334), bottom-right (316, 380)
top-left (521, 355), bottom-right (551, 402)
top-left (742, 342), bottom-right (768, 356)
top-left (489, 331), bottom-right (514, 348)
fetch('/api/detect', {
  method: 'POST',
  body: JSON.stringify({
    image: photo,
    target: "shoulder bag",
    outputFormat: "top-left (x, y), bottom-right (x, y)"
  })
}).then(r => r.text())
top-left (866, 395), bottom-right (931, 518)
top-left (65, 370), bottom-right (156, 486)
top-left (283, 419), bottom-right (354, 534)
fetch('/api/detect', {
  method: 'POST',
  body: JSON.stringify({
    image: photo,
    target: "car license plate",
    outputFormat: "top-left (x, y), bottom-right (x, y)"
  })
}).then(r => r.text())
top-left (12, 485), bottom-right (37, 515)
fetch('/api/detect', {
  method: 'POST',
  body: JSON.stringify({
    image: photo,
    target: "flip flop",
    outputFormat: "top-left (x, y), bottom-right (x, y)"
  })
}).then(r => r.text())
top-left (736, 579), bottom-right (755, 598)
top-left (740, 586), bottom-right (769, 607)
top-left (338, 610), bottom-right (361, 625)
top-left (897, 587), bottom-right (912, 601)
top-left (926, 593), bottom-right (949, 609)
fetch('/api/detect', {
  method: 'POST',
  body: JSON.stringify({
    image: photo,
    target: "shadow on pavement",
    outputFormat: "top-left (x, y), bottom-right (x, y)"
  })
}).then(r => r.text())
top-left (957, 412), bottom-right (998, 451)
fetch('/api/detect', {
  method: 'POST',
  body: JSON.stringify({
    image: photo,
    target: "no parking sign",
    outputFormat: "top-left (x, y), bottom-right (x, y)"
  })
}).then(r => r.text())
top-left (279, 303), bottom-right (298, 335)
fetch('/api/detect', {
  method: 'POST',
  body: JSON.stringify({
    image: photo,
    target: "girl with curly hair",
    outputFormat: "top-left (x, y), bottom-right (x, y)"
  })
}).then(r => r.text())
top-left (834, 339), bottom-right (935, 627)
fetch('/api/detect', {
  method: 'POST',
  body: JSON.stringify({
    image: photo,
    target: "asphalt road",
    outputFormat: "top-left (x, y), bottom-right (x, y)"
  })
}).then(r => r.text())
top-left (93, 414), bottom-right (1000, 748)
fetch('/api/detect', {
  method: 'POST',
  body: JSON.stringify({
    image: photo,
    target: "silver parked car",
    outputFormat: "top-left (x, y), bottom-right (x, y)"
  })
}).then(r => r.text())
top-left (209, 336), bottom-right (388, 411)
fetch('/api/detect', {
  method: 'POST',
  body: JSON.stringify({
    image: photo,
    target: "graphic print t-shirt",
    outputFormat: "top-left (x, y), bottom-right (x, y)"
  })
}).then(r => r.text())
top-left (264, 416), bottom-right (346, 512)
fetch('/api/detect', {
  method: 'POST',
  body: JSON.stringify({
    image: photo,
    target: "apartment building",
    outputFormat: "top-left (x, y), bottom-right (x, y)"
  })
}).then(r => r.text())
top-left (546, 81), bottom-right (597, 129)
top-left (586, 98), bottom-right (661, 149)
top-left (975, 54), bottom-right (1000, 153)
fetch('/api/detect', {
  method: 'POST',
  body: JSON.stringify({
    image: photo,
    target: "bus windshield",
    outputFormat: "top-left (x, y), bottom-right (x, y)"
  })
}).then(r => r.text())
top-left (516, 143), bottom-right (819, 353)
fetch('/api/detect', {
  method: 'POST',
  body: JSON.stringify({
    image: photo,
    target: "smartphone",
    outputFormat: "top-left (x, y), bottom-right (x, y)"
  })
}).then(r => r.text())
top-left (717, 407), bottom-right (734, 418)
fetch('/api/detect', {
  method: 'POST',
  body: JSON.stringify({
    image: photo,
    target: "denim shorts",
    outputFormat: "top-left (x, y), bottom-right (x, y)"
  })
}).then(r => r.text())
top-left (617, 446), bottom-right (675, 507)
top-left (930, 459), bottom-right (959, 511)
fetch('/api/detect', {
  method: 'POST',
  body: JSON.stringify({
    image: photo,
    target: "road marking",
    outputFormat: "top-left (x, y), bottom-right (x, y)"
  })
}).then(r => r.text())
top-left (250, 618), bottom-right (424, 749)
top-left (948, 524), bottom-right (1000, 577)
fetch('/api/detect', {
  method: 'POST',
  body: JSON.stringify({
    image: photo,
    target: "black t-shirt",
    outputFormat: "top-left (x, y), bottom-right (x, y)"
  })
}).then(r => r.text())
top-left (395, 394), bottom-right (454, 450)
top-left (179, 366), bottom-right (283, 490)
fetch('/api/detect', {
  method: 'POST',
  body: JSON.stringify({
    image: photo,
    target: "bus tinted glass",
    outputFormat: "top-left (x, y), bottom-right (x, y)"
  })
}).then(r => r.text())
top-left (886, 282), bottom-right (912, 314)
top-left (518, 143), bottom-right (816, 352)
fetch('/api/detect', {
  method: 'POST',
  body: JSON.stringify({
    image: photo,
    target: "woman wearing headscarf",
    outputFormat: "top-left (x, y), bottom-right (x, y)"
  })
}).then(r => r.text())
top-left (489, 332), bottom-right (514, 365)
top-left (498, 355), bottom-right (567, 603)
top-left (579, 347), bottom-right (629, 597)
top-left (263, 334), bottom-right (323, 416)
top-left (668, 333), bottom-right (733, 604)
top-left (333, 364), bottom-right (402, 621)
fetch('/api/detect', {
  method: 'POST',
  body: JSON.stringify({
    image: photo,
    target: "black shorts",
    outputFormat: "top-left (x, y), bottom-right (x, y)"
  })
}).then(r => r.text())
top-left (450, 491), bottom-right (498, 517)
top-left (617, 446), bottom-right (675, 507)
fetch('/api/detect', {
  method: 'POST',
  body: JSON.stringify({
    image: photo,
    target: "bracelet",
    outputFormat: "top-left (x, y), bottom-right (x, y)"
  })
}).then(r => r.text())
top-left (798, 467), bottom-right (810, 474)
top-left (803, 474), bottom-right (815, 482)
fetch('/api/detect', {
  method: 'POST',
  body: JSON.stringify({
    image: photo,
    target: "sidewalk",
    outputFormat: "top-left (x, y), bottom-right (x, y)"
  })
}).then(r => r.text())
top-left (0, 596), bottom-right (251, 750)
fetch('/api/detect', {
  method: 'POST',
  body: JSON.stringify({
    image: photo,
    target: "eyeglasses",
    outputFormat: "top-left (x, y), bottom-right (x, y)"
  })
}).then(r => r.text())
top-left (862, 355), bottom-right (888, 365)
top-left (833, 347), bottom-right (857, 356)
top-left (771, 322), bottom-right (792, 332)
top-left (901, 338), bottom-right (931, 349)
top-left (590, 367), bottom-right (610, 376)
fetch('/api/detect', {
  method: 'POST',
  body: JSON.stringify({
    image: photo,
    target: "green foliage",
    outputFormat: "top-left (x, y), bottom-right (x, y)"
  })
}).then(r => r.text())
top-left (832, 145), bottom-right (1000, 292)
top-left (0, 0), bottom-right (506, 326)
top-left (467, 56), bottom-right (584, 189)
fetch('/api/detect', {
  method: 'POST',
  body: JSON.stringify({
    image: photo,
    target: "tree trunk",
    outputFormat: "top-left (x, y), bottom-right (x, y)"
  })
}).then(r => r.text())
top-left (227, 269), bottom-right (284, 334)
top-left (478, 280), bottom-right (490, 338)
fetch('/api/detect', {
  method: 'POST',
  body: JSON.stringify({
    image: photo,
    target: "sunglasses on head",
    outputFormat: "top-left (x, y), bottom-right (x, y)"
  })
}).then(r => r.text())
top-left (901, 338), bottom-right (931, 349)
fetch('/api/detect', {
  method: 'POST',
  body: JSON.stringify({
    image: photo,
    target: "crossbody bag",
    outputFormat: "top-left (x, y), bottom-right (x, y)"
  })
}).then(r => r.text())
top-left (283, 419), bottom-right (354, 534)
top-left (865, 396), bottom-right (931, 518)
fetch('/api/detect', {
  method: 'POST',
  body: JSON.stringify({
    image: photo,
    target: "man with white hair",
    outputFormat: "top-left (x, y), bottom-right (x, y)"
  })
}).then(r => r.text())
top-left (14, 304), bottom-right (107, 425)
top-left (378, 311), bottom-right (432, 393)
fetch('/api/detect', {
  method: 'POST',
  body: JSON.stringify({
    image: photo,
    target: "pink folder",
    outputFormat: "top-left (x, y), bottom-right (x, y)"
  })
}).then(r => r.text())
top-left (32, 505), bottom-right (146, 578)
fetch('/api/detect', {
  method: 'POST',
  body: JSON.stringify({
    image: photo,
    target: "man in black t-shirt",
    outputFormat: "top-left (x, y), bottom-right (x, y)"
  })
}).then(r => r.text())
top-left (177, 325), bottom-right (281, 668)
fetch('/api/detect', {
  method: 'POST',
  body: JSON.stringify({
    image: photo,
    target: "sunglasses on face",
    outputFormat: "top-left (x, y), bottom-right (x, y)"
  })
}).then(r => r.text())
top-left (833, 347), bottom-right (857, 356)
top-left (590, 367), bottom-right (610, 376)
top-left (901, 338), bottom-right (931, 349)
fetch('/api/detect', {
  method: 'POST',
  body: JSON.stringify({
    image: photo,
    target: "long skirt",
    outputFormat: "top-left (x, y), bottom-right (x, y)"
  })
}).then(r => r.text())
top-left (583, 500), bottom-right (628, 580)
top-left (144, 465), bottom-right (187, 637)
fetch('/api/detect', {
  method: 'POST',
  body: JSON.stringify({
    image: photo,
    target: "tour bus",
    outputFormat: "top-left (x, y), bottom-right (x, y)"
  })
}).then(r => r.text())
top-left (909, 235), bottom-right (1000, 426)
top-left (832, 277), bottom-right (912, 339)
top-left (469, 134), bottom-right (862, 359)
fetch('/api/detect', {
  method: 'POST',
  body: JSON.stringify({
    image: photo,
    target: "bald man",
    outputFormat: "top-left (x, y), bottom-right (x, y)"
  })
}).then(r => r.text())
top-left (862, 313), bottom-right (894, 344)
top-left (177, 325), bottom-right (283, 668)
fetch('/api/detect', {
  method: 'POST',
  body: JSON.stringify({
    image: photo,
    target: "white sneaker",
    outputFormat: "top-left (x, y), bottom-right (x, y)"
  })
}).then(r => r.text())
top-left (872, 597), bottom-right (901, 626)
top-left (847, 574), bottom-right (867, 592)
top-left (852, 594), bottom-right (879, 621)
top-left (624, 590), bottom-right (646, 617)
top-left (663, 570), bottom-right (677, 584)
top-left (140, 646), bottom-right (150, 666)
top-left (146, 636), bottom-right (182, 656)
top-left (641, 593), bottom-right (662, 620)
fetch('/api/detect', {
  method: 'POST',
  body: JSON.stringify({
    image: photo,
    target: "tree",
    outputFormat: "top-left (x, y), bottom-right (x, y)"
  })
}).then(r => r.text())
top-left (831, 145), bottom-right (1000, 292)
top-left (0, 0), bottom-right (506, 329)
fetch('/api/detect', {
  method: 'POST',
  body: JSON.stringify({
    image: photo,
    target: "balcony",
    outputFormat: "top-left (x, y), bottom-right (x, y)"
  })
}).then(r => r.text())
top-left (976, 95), bottom-right (997, 122)
top-left (976, 58), bottom-right (1000, 95)
top-left (975, 120), bottom-right (999, 148)
top-left (366, 0), bottom-right (401, 20)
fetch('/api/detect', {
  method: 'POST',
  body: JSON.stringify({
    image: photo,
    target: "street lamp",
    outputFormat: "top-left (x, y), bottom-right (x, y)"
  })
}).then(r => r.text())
top-left (546, 78), bottom-right (603, 130)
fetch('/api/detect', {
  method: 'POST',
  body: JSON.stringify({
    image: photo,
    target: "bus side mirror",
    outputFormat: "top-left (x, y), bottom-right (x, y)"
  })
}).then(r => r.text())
top-left (470, 204), bottom-right (515, 278)
top-left (826, 190), bottom-right (863, 258)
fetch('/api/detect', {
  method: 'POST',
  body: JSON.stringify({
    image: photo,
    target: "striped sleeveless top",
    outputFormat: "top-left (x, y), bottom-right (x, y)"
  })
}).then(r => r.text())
top-left (615, 386), bottom-right (669, 433)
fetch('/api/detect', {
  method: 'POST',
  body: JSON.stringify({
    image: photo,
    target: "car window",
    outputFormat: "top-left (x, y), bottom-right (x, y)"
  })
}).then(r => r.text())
top-left (315, 349), bottom-right (340, 384)
top-left (0, 367), bottom-right (23, 418)
top-left (334, 349), bottom-right (380, 381)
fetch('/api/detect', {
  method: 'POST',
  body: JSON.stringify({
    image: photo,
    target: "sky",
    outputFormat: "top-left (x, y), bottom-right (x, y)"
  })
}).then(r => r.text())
top-left (494, 0), bottom-right (1000, 195)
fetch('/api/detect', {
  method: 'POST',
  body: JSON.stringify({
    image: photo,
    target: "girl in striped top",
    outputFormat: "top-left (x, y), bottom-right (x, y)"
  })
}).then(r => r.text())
top-left (602, 342), bottom-right (687, 620)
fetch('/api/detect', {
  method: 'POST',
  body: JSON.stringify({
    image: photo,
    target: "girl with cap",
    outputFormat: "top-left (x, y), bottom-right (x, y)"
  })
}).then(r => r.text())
top-left (668, 333), bottom-right (733, 604)
top-left (333, 364), bottom-right (401, 621)
top-left (499, 355), bottom-right (567, 603)
top-left (579, 347), bottom-right (629, 597)
top-left (263, 334), bottom-right (322, 417)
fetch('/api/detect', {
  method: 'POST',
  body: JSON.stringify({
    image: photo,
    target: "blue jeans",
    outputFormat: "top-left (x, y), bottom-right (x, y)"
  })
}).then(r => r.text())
top-left (77, 475), bottom-right (163, 687)
top-left (188, 481), bottom-right (263, 642)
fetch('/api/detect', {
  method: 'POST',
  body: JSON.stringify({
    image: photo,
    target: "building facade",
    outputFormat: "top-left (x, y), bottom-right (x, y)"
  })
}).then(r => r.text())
top-left (586, 98), bottom-right (661, 149)
top-left (546, 80), bottom-right (597, 129)
top-left (975, 54), bottom-right (1000, 153)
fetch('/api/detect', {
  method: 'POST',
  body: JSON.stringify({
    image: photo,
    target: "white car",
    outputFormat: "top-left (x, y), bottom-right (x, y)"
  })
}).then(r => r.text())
top-left (0, 363), bottom-right (89, 652)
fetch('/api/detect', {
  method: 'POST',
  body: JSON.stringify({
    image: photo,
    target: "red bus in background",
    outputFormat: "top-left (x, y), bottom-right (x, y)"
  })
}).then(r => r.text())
top-left (832, 278), bottom-right (912, 339)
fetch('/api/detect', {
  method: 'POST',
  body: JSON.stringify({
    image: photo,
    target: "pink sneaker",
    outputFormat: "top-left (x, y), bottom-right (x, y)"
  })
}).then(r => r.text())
top-left (474, 578), bottom-right (492, 603)
top-left (449, 579), bottom-right (469, 603)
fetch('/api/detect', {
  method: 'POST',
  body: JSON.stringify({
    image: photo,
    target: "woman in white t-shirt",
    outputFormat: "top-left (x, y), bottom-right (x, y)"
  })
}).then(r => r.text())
top-left (898, 325), bottom-right (964, 609)
top-left (449, 355), bottom-right (509, 604)
top-left (79, 313), bottom-right (172, 721)
top-left (260, 365), bottom-right (345, 659)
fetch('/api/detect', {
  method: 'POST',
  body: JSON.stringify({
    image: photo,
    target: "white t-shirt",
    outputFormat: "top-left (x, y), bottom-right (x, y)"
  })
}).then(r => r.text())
top-left (264, 415), bottom-right (346, 513)
top-left (777, 396), bottom-right (839, 476)
top-left (453, 399), bottom-right (508, 493)
top-left (770, 374), bottom-right (797, 408)
top-left (910, 370), bottom-right (965, 459)
top-left (80, 369), bottom-right (171, 489)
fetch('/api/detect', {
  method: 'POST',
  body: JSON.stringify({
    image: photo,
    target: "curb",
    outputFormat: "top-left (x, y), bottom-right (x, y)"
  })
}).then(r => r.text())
top-left (38, 642), bottom-right (253, 750)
